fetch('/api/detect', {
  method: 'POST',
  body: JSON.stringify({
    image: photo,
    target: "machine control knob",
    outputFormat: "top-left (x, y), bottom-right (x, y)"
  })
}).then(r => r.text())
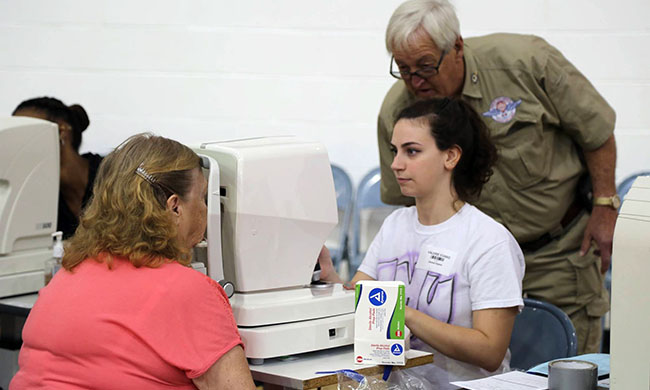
top-left (218, 280), bottom-right (235, 298)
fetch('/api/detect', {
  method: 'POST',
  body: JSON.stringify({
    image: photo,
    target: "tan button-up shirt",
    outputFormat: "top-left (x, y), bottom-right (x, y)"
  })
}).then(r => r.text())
top-left (378, 33), bottom-right (615, 243)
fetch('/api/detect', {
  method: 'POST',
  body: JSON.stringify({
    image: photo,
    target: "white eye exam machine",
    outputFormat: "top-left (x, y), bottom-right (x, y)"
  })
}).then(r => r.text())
top-left (0, 117), bottom-right (59, 298)
top-left (0, 124), bottom-right (356, 360)
top-left (193, 137), bottom-right (355, 363)
top-left (610, 175), bottom-right (650, 390)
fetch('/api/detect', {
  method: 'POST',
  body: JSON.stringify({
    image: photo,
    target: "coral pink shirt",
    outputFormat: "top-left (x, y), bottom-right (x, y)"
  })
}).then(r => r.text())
top-left (10, 256), bottom-right (243, 389)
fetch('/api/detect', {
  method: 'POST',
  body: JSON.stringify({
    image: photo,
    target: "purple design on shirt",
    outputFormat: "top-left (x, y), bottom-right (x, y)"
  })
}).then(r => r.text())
top-left (376, 251), bottom-right (456, 323)
top-left (376, 251), bottom-right (418, 283)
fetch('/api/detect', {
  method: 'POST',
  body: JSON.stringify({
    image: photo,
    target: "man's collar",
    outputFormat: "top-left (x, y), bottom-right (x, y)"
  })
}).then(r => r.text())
top-left (461, 43), bottom-right (482, 99)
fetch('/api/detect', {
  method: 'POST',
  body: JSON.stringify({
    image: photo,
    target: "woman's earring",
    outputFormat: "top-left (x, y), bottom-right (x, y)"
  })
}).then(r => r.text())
top-left (59, 136), bottom-right (65, 146)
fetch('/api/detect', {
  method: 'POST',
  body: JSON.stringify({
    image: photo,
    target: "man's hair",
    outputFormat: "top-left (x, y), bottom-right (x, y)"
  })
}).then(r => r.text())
top-left (62, 133), bottom-right (201, 270)
top-left (386, 0), bottom-right (460, 54)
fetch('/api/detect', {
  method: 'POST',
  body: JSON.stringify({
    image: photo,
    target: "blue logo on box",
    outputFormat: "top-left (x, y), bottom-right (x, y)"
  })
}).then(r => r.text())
top-left (369, 288), bottom-right (386, 306)
top-left (391, 344), bottom-right (403, 356)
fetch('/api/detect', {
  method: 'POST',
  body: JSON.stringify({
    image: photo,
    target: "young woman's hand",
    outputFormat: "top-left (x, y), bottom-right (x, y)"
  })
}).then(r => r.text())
top-left (317, 246), bottom-right (342, 283)
top-left (317, 246), bottom-right (374, 289)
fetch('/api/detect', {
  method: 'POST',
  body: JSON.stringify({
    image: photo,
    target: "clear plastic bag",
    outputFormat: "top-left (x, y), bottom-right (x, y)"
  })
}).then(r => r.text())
top-left (335, 369), bottom-right (386, 390)
top-left (385, 369), bottom-right (434, 389)
top-left (329, 368), bottom-right (434, 390)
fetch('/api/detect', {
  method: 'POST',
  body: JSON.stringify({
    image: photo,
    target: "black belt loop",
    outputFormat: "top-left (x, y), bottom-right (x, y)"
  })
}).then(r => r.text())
top-left (520, 197), bottom-right (584, 253)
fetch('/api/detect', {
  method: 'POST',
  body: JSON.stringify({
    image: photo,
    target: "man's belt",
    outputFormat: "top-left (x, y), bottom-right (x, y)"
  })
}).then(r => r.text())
top-left (519, 198), bottom-right (584, 253)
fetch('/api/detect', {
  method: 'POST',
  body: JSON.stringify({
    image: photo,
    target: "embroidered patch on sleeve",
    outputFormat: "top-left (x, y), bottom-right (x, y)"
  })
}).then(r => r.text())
top-left (482, 96), bottom-right (522, 123)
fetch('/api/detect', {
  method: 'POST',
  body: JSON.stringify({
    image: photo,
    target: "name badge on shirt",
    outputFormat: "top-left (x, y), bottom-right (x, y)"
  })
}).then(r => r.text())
top-left (416, 245), bottom-right (457, 276)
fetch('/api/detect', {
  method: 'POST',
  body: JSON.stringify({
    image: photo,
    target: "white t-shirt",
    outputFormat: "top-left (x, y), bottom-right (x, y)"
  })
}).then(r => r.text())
top-left (357, 204), bottom-right (525, 389)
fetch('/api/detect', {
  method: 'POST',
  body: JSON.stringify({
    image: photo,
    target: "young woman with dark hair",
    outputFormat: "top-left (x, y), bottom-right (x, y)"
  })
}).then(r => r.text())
top-left (319, 98), bottom-right (525, 389)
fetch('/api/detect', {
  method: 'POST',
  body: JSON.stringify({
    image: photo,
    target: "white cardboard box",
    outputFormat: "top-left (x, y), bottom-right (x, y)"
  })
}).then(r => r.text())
top-left (354, 280), bottom-right (407, 365)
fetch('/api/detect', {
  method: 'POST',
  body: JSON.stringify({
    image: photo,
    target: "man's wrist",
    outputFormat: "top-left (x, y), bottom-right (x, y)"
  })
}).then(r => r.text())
top-left (592, 194), bottom-right (621, 210)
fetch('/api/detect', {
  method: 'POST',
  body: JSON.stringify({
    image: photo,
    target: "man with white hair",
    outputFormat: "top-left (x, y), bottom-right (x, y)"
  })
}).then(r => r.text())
top-left (377, 0), bottom-right (615, 355)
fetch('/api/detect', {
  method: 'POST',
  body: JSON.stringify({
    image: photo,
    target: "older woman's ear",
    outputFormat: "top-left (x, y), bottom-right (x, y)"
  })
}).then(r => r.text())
top-left (166, 194), bottom-right (181, 216)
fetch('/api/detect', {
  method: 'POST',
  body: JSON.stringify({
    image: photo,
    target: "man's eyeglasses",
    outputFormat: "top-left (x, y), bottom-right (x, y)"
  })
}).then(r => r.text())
top-left (390, 51), bottom-right (447, 80)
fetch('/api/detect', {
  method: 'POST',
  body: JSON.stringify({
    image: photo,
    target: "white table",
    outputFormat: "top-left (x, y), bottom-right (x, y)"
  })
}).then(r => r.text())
top-left (0, 293), bottom-right (38, 312)
top-left (250, 346), bottom-right (433, 389)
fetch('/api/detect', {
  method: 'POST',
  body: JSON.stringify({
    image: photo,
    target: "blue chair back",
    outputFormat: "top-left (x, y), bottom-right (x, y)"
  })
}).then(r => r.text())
top-left (328, 165), bottom-right (354, 267)
top-left (348, 167), bottom-right (399, 273)
top-left (509, 298), bottom-right (577, 370)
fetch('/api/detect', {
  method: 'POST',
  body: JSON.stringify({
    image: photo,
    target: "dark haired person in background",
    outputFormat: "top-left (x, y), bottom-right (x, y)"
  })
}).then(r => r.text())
top-left (319, 98), bottom-right (525, 389)
top-left (13, 97), bottom-right (103, 238)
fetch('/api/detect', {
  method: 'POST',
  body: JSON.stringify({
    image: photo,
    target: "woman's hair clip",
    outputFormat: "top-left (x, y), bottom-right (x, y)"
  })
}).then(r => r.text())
top-left (135, 163), bottom-right (156, 185)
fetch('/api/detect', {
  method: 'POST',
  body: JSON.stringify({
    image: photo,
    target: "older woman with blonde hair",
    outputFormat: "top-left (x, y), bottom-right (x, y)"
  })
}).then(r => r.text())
top-left (11, 134), bottom-right (255, 390)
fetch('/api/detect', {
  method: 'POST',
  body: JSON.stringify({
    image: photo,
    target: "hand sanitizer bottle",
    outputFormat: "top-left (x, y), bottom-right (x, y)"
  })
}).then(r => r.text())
top-left (44, 231), bottom-right (64, 285)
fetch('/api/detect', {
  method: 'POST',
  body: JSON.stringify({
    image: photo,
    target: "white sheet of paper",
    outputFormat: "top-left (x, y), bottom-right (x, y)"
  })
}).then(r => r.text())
top-left (450, 371), bottom-right (548, 390)
top-left (598, 377), bottom-right (610, 388)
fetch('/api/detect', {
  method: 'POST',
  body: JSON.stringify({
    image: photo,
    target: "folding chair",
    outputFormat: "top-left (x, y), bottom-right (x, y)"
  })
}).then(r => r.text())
top-left (348, 167), bottom-right (399, 274)
top-left (509, 298), bottom-right (578, 370)
top-left (325, 164), bottom-right (354, 269)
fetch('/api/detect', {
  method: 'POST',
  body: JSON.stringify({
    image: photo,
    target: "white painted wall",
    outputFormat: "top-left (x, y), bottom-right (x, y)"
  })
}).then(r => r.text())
top-left (0, 0), bottom-right (648, 187)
